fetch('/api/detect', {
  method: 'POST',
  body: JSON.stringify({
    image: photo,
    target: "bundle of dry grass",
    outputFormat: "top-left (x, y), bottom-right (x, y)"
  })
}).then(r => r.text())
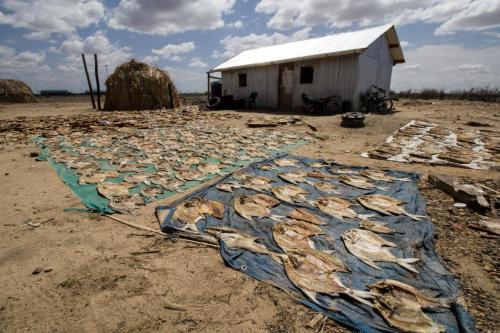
top-left (104, 60), bottom-right (180, 111)
top-left (0, 79), bottom-right (37, 103)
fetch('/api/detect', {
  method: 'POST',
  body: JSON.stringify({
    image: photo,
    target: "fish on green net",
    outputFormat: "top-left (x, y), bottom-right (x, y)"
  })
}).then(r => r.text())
top-left (278, 172), bottom-right (312, 185)
top-left (274, 158), bottom-right (300, 168)
top-left (234, 194), bottom-right (280, 222)
top-left (139, 187), bottom-right (163, 200)
top-left (314, 182), bottom-right (340, 194)
top-left (282, 250), bottom-right (371, 307)
top-left (109, 195), bottom-right (144, 215)
top-left (175, 169), bottom-right (204, 181)
top-left (123, 173), bottom-right (150, 184)
top-left (173, 198), bottom-right (225, 232)
top-left (272, 220), bottom-right (324, 251)
top-left (313, 196), bottom-right (367, 221)
top-left (185, 156), bottom-right (201, 165)
top-left (358, 194), bottom-right (425, 221)
top-left (339, 175), bottom-right (389, 191)
top-left (359, 170), bottom-right (411, 182)
top-left (271, 185), bottom-right (309, 204)
top-left (150, 177), bottom-right (183, 192)
top-left (217, 231), bottom-right (284, 262)
top-left (97, 182), bottom-right (132, 200)
top-left (78, 171), bottom-right (119, 185)
top-left (359, 219), bottom-right (395, 234)
top-left (368, 279), bottom-right (448, 333)
top-left (66, 160), bottom-right (95, 170)
top-left (197, 163), bottom-right (222, 175)
top-left (342, 229), bottom-right (419, 272)
top-left (287, 208), bottom-right (326, 225)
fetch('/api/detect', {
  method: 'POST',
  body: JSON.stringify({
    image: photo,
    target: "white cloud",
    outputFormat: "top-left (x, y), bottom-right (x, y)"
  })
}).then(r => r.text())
top-left (255, 0), bottom-right (500, 36)
top-left (400, 41), bottom-right (410, 48)
top-left (15, 50), bottom-right (46, 63)
top-left (152, 42), bottom-right (195, 59)
top-left (0, 0), bottom-right (105, 37)
top-left (213, 27), bottom-right (311, 59)
top-left (164, 66), bottom-right (206, 92)
top-left (108, 0), bottom-right (235, 35)
top-left (189, 57), bottom-right (208, 68)
top-left (228, 20), bottom-right (243, 29)
top-left (392, 44), bottom-right (500, 91)
top-left (0, 44), bottom-right (15, 56)
top-left (143, 55), bottom-right (159, 64)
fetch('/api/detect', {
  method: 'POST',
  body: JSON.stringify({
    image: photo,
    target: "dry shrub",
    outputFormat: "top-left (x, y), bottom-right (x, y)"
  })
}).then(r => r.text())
top-left (0, 79), bottom-right (37, 103)
top-left (104, 59), bottom-right (180, 111)
top-left (396, 87), bottom-right (500, 103)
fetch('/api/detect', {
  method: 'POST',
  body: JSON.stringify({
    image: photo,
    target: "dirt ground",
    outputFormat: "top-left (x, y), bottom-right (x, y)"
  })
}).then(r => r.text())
top-left (0, 97), bottom-right (498, 332)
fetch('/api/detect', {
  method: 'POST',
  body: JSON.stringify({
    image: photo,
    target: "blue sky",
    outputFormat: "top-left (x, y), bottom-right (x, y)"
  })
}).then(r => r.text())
top-left (1, 0), bottom-right (499, 93)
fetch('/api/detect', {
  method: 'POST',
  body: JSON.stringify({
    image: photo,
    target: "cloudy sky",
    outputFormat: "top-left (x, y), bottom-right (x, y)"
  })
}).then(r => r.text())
top-left (0, 0), bottom-right (499, 93)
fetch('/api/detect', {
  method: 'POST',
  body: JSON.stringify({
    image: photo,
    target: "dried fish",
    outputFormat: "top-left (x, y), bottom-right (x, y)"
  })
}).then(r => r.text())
top-left (282, 250), bottom-right (371, 306)
top-left (359, 170), bottom-right (411, 182)
top-left (218, 231), bottom-right (283, 261)
top-left (271, 185), bottom-right (309, 204)
top-left (272, 220), bottom-right (324, 251)
top-left (342, 229), bottom-right (419, 272)
top-left (287, 208), bottom-right (326, 225)
top-left (278, 171), bottom-right (311, 185)
top-left (313, 196), bottom-right (366, 221)
top-left (175, 169), bottom-right (204, 181)
top-left (197, 163), bottom-right (222, 175)
top-left (109, 195), bottom-right (144, 214)
top-left (150, 177), bottom-right (183, 192)
top-left (359, 219), bottom-right (395, 234)
top-left (185, 156), bottom-right (201, 165)
top-left (234, 194), bottom-right (280, 222)
top-left (274, 158), bottom-right (300, 168)
top-left (358, 195), bottom-right (425, 221)
top-left (97, 182), bottom-right (132, 200)
top-left (140, 187), bottom-right (163, 199)
top-left (240, 175), bottom-right (273, 191)
top-left (369, 279), bottom-right (448, 333)
top-left (339, 175), bottom-right (388, 191)
top-left (173, 198), bottom-right (225, 232)
top-left (123, 173), bottom-right (150, 184)
top-left (314, 182), bottom-right (339, 194)
top-left (216, 182), bottom-right (240, 192)
top-left (78, 171), bottom-right (119, 185)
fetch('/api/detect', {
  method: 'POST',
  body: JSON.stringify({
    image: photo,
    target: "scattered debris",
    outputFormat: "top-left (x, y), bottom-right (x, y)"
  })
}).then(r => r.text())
top-left (428, 174), bottom-right (490, 211)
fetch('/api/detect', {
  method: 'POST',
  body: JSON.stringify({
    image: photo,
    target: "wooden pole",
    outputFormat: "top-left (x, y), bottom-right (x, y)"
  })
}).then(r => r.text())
top-left (168, 83), bottom-right (174, 109)
top-left (94, 54), bottom-right (101, 110)
top-left (81, 54), bottom-right (95, 109)
top-left (207, 71), bottom-right (210, 102)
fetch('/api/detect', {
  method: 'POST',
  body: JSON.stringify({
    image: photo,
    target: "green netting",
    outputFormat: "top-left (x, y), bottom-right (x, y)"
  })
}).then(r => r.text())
top-left (36, 135), bottom-right (308, 213)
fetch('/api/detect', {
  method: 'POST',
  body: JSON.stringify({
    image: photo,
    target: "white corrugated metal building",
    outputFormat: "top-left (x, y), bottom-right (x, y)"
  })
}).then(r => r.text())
top-left (209, 24), bottom-right (405, 110)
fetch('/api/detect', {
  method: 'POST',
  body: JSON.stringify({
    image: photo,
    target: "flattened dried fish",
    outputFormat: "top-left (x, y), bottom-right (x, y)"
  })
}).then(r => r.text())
top-left (359, 219), bottom-right (395, 234)
top-left (342, 229), bottom-right (419, 272)
top-left (307, 171), bottom-right (331, 179)
top-left (140, 187), bottom-right (163, 199)
top-left (185, 156), bottom-right (201, 165)
top-left (282, 250), bottom-right (370, 306)
top-left (97, 182), bottom-right (132, 200)
top-left (175, 169), bottom-right (204, 181)
top-left (287, 208), bottom-right (326, 225)
top-left (313, 196), bottom-right (365, 221)
top-left (314, 182), bottom-right (339, 194)
top-left (197, 163), bottom-right (222, 175)
top-left (272, 220), bottom-right (324, 251)
top-left (271, 185), bottom-right (309, 204)
top-left (240, 175), bottom-right (273, 191)
top-left (369, 279), bottom-right (448, 333)
top-left (218, 231), bottom-right (283, 261)
top-left (274, 158), bottom-right (300, 167)
top-left (216, 182), bottom-right (240, 192)
top-left (109, 195), bottom-right (144, 214)
top-left (359, 170), bottom-right (411, 182)
top-left (278, 171), bottom-right (311, 185)
top-left (123, 173), bottom-right (150, 184)
top-left (339, 175), bottom-right (388, 191)
top-left (358, 194), bottom-right (425, 221)
top-left (234, 194), bottom-right (279, 222)
top-left (78, 171), bottom-right (119, 185)
top-left (173, 198), bottom-right (225, 232)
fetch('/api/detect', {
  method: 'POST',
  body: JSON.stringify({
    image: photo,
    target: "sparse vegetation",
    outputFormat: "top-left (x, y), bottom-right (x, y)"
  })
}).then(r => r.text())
top-left (391, 87), bottom-right (500, 103)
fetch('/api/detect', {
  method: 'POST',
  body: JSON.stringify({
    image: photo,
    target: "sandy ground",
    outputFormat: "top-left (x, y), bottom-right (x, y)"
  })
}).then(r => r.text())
top-left (0, 97), bottom-right (498, 332)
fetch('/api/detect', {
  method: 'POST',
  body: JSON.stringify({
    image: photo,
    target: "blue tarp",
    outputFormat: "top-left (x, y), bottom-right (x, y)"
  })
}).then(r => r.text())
top-left (156, 154), bottom-right (477, 333)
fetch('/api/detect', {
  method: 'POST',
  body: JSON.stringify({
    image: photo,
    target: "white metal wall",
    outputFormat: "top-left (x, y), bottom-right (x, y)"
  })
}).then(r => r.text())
top-left (356, 35), bottom-right (393, 105)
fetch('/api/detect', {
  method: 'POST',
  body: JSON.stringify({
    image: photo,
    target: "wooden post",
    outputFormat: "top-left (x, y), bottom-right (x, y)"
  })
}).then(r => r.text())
top-left (94, 54), bottom-right (101, 110)
top-left (207, 71), bottom-right (210, 102)
top-left (81, 54), bottom-right (95, 109)
top-left (168, 83), bottom-right (174, 109)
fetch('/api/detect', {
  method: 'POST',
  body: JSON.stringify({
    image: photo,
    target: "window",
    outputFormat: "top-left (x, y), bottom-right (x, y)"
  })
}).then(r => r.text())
top-left (238, 73), bottom-right (247, 87)
top-left (300, 66), bottom-right (314, 84)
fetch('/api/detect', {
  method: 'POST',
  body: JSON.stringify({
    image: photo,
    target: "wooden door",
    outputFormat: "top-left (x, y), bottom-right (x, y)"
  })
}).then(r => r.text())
top-left (278, 63), bottom-right (294, 108)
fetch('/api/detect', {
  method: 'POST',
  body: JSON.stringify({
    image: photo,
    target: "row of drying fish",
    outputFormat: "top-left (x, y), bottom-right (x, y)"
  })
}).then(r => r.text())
top-left (170, 196), bottom-right (445, 332)
top-left (367, 120), bottom-right (499, 170)
top-left (39, 123), bottom-right (308, 214)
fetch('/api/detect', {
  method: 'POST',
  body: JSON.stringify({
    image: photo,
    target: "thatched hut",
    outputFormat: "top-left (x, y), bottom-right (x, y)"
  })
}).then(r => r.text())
top-left (0, 79), bottom-right (37, 103)
top-left (104, 60), bottom-right (180, 111)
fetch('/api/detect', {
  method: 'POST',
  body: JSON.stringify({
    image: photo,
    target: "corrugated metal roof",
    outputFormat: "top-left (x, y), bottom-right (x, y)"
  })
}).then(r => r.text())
top-left (210, 24), bottom-right (405, 72)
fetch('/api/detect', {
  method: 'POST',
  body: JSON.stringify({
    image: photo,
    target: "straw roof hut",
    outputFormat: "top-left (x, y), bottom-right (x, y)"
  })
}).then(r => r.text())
top-left (104, 60), bottom-right (180, 111)
top-left (0, 79), bottom-right (37, 103)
